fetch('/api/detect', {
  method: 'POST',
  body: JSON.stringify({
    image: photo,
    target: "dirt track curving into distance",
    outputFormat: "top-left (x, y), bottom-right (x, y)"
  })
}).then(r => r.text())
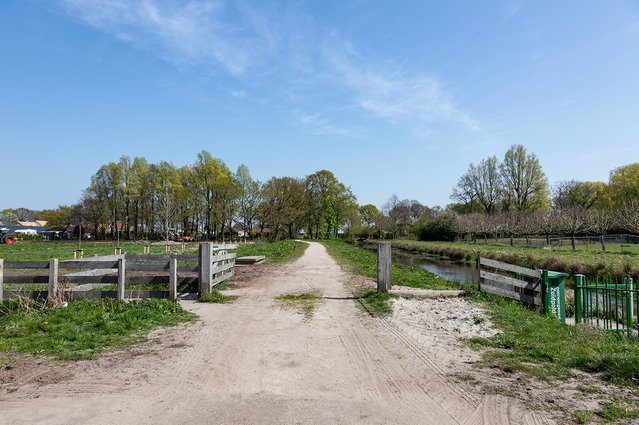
top-left (0, 242), bottom-right (552, 424)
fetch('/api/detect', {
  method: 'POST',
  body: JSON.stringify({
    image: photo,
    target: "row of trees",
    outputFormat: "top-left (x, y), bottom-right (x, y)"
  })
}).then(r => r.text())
top-left (7, 151), bottom-right (360, 241)
top-left (448, 145), bottom-right (639, 249)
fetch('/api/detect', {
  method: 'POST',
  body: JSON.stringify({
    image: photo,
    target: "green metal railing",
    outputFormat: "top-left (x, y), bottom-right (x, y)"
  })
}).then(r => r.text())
top-left (574, 274), bottom-right (636, 337)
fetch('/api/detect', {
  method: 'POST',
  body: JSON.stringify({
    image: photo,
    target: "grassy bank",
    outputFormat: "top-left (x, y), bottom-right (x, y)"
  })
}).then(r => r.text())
top-left (324, 239), bottom-right (639, 391)
top-left (321, 240), bottom-right (458, 290)
top-left (467, 291), bottom-right (639, 386)
top-left (0, 298), bottom-right (194, 360)
top-left (391, 240), bottom-right (639, 280)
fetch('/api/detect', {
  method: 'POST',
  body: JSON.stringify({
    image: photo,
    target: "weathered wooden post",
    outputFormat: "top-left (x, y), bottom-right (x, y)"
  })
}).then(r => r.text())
top-left (169, 258), bottom-right (178, 301)
top-left (0, 259), bottom-right (4, 303)
top-left (48, 259), bottom-right (59, 303)
top-left (377, 242), bottom-right (391, 292)
top-left (117, 258), bottom-right (126, 301)
top-left (199, 242), bottom-right (213, 295)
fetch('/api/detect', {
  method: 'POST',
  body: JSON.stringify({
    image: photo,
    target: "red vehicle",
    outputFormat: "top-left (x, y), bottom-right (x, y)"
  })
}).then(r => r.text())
top-left (0, 230), bottom-right (16, 244)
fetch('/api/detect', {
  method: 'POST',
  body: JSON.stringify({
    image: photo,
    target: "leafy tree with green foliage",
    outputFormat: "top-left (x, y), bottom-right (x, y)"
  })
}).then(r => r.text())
top-left (500, 144), bottom-right (549, 211)
top-left (609, 163), bottom-right (639, 207)
top-left (235, 164), bottom-right (261, 240)
top-left (452, 156), bottom-right (501, 213)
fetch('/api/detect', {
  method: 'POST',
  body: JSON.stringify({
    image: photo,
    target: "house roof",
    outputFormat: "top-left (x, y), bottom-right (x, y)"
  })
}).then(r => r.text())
top-left (17, 220), bottom-right (48, 227)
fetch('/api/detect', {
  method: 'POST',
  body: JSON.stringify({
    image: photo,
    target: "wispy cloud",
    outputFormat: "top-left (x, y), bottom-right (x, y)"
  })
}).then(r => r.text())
top-left (61, 0), bottom-right (275, 75)
top-left (501, 3), bottom-right (523, 25)
top-left (293, 111), bottom-right (363, 139)
top-left (55, 0), bottom-right (481, 140)
top-left (320, 34), bottom-right (480, 133)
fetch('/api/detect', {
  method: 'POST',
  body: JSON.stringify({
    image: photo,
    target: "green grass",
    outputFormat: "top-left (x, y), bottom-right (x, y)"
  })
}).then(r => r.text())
top-left (0, 298), bottom-right (194, 360)
top-left (595, 402), bottom-right (639, 422)
top-left (0, 239), bottom-right (307, 264)
top-left (275, 291), bottom-right (323, 319)
top-left (0, 241), bottom-right (195, 261)
top-left (391, 239), bottom-right (639, 279)
top-left (465, 291), bottom-right (639, 386)
top-left (321, 240), bottom-right (459, 290)
top-left (236, 240), bottom-right (307, 263)
top-left (357, 290), bottom-right (393, 316)
top-left (199, 290), bottom-right (237, 304)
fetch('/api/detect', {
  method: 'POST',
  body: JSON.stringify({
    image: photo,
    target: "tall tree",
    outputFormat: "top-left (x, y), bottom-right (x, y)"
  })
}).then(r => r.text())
top-left (609, 163), bottom-right (639, 207)
top-left (235, 164), bottom-right (261, 240)
top-left (500, 144), bottom-right (549, 211)
top-left (452, 156), bottom-right (501, 213)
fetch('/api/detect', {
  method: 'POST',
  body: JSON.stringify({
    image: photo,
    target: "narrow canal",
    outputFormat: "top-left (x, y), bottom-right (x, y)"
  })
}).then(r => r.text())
top-left (361, 243), bottom-right (479, 284)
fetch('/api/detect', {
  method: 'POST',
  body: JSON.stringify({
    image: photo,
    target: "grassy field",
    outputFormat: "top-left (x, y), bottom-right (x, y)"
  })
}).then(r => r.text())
top-left (0, 298), bottom-right (194, 360)
top-left (391, 239), bottom-right (639, 279)
top-left (0, 239), bottom-right (307, 263)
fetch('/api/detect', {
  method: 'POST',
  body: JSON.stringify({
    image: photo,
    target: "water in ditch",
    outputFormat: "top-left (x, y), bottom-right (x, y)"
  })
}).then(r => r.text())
top-left (361, 243), bottom-right (479, 284)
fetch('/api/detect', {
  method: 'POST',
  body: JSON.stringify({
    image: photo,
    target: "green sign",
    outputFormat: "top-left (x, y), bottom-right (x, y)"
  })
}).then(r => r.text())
top-left (542, 270), bottom-right (567, 323)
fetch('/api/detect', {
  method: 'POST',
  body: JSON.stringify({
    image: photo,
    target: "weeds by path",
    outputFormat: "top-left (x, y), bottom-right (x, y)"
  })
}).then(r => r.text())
top-left (275, 291), bottom-right (322, 320)
top-left (199, 290), bottom-right (237, 304)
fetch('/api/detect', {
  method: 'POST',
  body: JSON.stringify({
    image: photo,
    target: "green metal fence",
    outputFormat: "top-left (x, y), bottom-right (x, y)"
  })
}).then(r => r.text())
top-left (574, 274), bottom-right (637, 337)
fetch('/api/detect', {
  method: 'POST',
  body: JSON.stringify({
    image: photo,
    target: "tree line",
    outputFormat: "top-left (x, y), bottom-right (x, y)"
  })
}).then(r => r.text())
top-left (2, 145), bottom-right (638, 246)
top-left (447, 144), bottom-right (639, 250)
top-left (2, 151), bottom-right (359, 241)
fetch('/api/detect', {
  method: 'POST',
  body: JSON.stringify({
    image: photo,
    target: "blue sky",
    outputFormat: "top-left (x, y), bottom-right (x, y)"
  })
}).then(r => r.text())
top-left (2, 1), bottom-right (639, 211)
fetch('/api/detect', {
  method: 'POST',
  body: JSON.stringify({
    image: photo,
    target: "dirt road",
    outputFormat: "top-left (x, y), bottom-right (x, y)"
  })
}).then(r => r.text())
top-left (0, 242), bottom-right (552, 424)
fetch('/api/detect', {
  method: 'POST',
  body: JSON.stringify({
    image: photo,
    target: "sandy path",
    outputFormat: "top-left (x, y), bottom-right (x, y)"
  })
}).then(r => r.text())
top-left (0, 242), bottom-right (551, 424)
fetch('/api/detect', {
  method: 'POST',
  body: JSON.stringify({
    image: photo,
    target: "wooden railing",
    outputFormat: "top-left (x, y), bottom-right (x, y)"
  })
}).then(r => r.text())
top-left (0, 243), bottom-right (236, 302)
top-left (198, 243), bottom-right (236, 294)
top-left (478, 257), bottom-right (542, 306)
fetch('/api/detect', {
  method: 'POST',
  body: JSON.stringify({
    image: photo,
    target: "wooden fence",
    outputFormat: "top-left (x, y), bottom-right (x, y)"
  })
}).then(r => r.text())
top-left (0, 243), bottom-right (236, 302)
top-left (478, 257), bottom-right (542, 306)
top-left (199, 243), bottom-right (236, 294)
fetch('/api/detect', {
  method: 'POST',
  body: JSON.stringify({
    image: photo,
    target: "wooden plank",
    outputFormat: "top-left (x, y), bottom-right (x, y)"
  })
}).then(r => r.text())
top-left (117, 258), bottom-right (125, 301)
top-left (211, 262), bottom-right (234, 276)
top-left (73, 254), bottom-right (124, 262)
top-left (211, 270), bottom-right (234, 287)
top-left (127, 261), bottom-right (170, 272)
top-left (63, 275), bottom-right (118, 284)
top-left (377, 242), bottom-right (392, 291)
top-left (3, 275), bottom-right (49, 284)
top-left (48, 259), bottom-right (58, 302)
top-left (125, 254), bottom-right (199, 261)
top-left (480, 282), bottom-right (541, 305)
top-left (59, 261), bottom-right (119, 270)
top-left (479, 257), bottom-right (540, 279)
top-left (211, 253), bottom-right (237, 263)
top-left (5, 261), bottom-right (50, 269)
top-left (169, 258), bottom-right (177, 301)
top-left (63, 269), bottom-right (114, 277)
top-left (480, 270), bottom-right (540, 292)
top-left (235, 256), bottom-right (264, 264)
top-left (200, 243), bottom-right (213, 294)
top-left (212, 244), bottom-right (237, 251)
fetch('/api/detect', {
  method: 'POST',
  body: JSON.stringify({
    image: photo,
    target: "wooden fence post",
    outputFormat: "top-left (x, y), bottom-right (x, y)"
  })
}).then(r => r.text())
top-left (199, 242), bottom-right (213, 295)
top-left (48, 259), bottom-right (59, 302)
top-left (0, 259), bottom-right (4, 303)
top-left (169, 258), bottom-right (177, 301)
top-left (377, 242), bottom-right (391, 292)
top-left (117, 258), bottom-right (126, 301)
